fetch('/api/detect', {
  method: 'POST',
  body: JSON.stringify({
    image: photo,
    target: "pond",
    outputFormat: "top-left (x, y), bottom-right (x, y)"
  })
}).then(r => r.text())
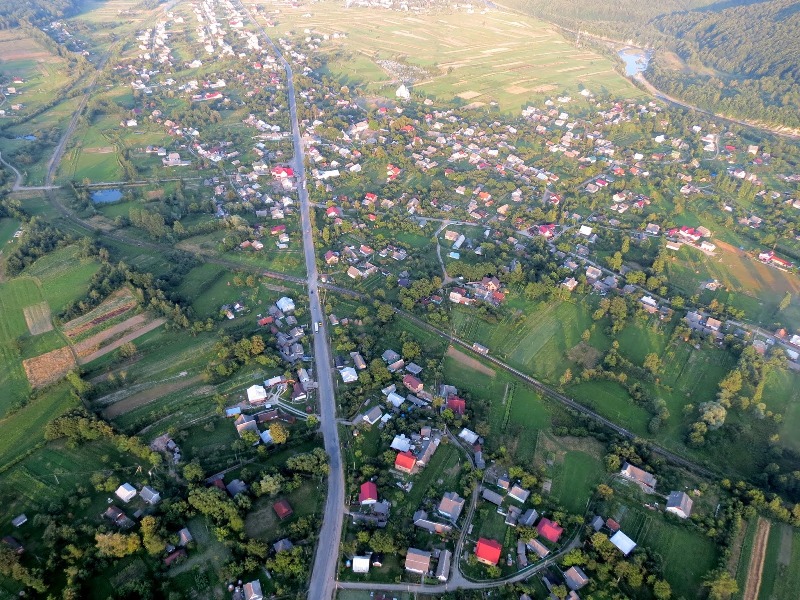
top-left (618, 47), bottom-right (651, 77)
top-left (91, 189), bottom-right (123, 204)
top-left (14, 135), bottom-right (36, 141)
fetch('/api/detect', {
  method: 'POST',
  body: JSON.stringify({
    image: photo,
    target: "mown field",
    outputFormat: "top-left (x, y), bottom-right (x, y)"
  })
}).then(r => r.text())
top-left (260, 0), bottom-right (641, 112)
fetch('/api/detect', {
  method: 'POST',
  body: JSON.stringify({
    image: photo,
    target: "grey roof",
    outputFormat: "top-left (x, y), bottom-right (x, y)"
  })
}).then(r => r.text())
top-left (273, 538), bottom-right (294, 553)
top-left (564, 565), bottom-right (589, 590)
top-left (666, 490), bottom-right (694, 517)
top-left (482, 488), bottom-right (504, 506)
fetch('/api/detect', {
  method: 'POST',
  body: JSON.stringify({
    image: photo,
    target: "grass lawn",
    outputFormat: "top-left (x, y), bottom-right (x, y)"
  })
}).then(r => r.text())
top-left (550, 451), bottom-right (604, 514)
top-left (568, 380), bottom-right (650, 435)
top-left (404, 442), bottom-right (461, 509)
top-left (618, 504), bottom-right (719, 599)
top-left (767, 369), bottom-right (800, 452)
top-left (24, 245), bottom-right (101, 314)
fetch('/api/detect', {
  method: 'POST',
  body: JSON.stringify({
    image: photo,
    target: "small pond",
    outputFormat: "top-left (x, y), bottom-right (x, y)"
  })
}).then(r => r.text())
top-left (91, 189), bottom-right (123, 204)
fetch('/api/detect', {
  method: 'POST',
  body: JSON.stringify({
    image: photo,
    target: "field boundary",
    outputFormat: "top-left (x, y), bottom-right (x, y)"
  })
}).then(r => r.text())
top-left (446, 345), bottom-right (496, 377)
top-left (78, 318), bottom-right (165, 365)
top-left (743, 517), bottom-right (770, 600)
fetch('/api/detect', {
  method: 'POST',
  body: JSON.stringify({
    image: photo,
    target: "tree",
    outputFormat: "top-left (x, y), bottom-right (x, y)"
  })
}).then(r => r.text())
top-left (257, 473), bottom-right (285, 497)
top-left (402, 340), bottom-right (421, 360)
top-left (559, 369), bottom-right (573, 386)
top-left (95, 532), bottom-right (141, 557)
top-left (118, 342), bottom-right (137, 359)
top-left (269, 422), bottom-right (289, 444)
top-left (596, 483), bottom-right (614, 500)
top-left (140, 516), bottom-right (166, 555)
top-left (779, 292), bottom-right (792, 312)
top-left (705, 570), bottom-right (739, 600)
top-left (267, 546), bottom-right (306, 579)
top-left (643, 353), bottom-right (661, 374)
top-left (653, 579), bottom-right (672, 600)
top-left (183, 460), bottom-right (204, 482)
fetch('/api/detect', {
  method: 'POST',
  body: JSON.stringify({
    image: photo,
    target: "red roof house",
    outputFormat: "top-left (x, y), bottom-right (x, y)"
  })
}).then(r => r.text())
top-left (402, 374), bottom-right (423, 393)
top-left (395, 451), bottom-right (416, 474)
top-left (325, 206), bottom-right (342, 218)
top-left (446, 396), bottom-right (466, 415)
top-left (359, 482), bottom-right (378, 505)
top-left (164, 548), bottom-right (187, 566)
top-left (272, 166), bottom-right (294, 178)
top-left (475, 538), bottom-right (502, 565)
top-left (537, 518), bottom-right (563, 543)
top-left (273, 499), bottom-right (294, 520)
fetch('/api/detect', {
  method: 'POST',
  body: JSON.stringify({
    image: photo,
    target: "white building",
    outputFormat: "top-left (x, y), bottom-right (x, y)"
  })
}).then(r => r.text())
top-left (115, 483), bottom-right (137, 503)
top-left (247, 385), bottom-right (267, 404)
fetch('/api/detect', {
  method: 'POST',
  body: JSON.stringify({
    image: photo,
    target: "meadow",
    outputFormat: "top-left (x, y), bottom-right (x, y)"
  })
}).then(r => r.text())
top-left (260, 0), bottom-right (641, 112)
top-left (754, 523), bottom-right (800, 600)
top-left (617, 503), bottom-right (719, 599)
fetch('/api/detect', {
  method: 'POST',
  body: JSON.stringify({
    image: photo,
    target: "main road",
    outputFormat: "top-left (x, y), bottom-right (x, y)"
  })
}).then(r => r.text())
top-left (235, 2), bottom-right (344, 598)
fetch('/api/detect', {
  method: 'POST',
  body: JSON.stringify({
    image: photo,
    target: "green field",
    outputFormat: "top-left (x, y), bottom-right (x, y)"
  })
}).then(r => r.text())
top-left (441, 352), bottom-right (550, 461)
top-left (451, 298), bottom-right (597, 384)
top-left (0, 276), bottom-right (43, 412)
top-left (262, 0), bottom-right (641, 112)
top-left (24, 245), bottom-right (101, 313)
top-left (550, 450), bottom-right (604, 514)
top-left (569, 379), bottom-right (650, 434)
top-left (617, 504), bottom-right (719, 599)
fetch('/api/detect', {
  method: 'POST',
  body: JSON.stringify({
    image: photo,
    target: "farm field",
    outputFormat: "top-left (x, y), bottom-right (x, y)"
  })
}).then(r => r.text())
top-left (259, 0), bottom-right (641, 112)
top-left (617, 503), bottom-right (719, 599)
top-left (534, 433), bottom-right (605, 514)
top-left (753, 522), bottom-right (800, 600)
top-left (665, 242), bottom-right (800, 327)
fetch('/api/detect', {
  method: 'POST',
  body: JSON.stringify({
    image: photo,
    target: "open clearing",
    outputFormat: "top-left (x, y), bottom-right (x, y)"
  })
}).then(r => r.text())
top-left (23, 301), bottom-right (53, 335)
top-left (743, 517), bottom-right (770, 600)
top-left (446, 345), bottom-right (495, 376)
top-left (22, 346), bottom-right (76, 388)
top-left (260, 0), bottom-right (640, 111)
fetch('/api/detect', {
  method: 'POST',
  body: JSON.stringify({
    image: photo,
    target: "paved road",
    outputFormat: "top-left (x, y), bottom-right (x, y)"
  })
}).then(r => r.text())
top-left (235, 3), bottom-right (344, 598)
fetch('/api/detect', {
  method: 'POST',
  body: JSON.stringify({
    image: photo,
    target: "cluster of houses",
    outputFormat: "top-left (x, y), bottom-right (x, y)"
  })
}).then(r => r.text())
top-left (254, 296), bottom-right (310, 364)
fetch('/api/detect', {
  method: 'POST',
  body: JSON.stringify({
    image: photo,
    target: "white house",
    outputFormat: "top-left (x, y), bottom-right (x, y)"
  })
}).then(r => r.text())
top-left (115, 483), bottom-right (137, 503)
top-left (340, 367), bottom-right (358, 383)
top-left (396, 84), bottom-right (411, 100)
top-left (352, 555), bottom-right (370, 573)
top-left (276, 297), bottom-right (295, 313)
top-left (247, 385), bottom-right (268, 404)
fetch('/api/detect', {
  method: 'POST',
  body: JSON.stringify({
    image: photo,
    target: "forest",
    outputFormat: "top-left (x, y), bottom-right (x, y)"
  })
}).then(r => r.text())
top-left (505, 0), bottom-right (800, 129)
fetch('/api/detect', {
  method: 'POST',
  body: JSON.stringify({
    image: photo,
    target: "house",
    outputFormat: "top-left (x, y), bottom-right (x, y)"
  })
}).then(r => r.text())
top-left (526, 538), bottom-right (550, 558)
top-left (482, 488), bottom-right (504, 506)
top-left (610, 531), bottom-right (636, 555)
top-left (273, 538), bottom-right (294, 553)
top-left (508, 485), bottom-right (530, 503)
top-left (459, 428), bottom-right (479, 444)
top-left (363, 406), bottom-right (383, 425)
top-left (586, 266), bottom-right (602, 281)
top-left (102, 506), bottom-right (133, 529)
top-left (395, 451), bottom-right (416, 474)
top-left (438, 491), bottom-right (465, 521)
top-left (273, 499), bottom-right (293, 520)
top-left (665, 491), bottom-right (693, 519)
top-left (243, 580), bottom-right (263, 600)
top-left (324, 250), bottom-right (339, 265)
top-left (519, 508), bottom-right (538, 526)
top-left (620, 462), bottom-right (657, 494)
top-left (475, 538), bottom-right (502, 566)
top-left (164, 548), bottom-right (187, 566)
top-left (413, 510), bottom-right (452, 534)
top-left (405, 548), bottom-right (432, 574)
top-left (387, 392), bottom-right (406, 408)
top-left (177, 527), bottom-right (193, 546)
top-left (340, 367), bottom-right (358, 383)
top-left (382, 349), bottom-right (401, 363)
top-left (260, 430), bottom-right (274, 445)
top-left (140, 486), bottom-right (161, 505)
top-left (352, 555), bottom-right (371, 573)
top-left (706, 317), bottom-right (722, 332)
top-left (115, 483), bottom-right (137, 503)
top-left (402, 374), bottom-right (423, 393)
top-left (11, 514), bottom-right (27, 528)
top-left (537, 518), bottom-right (563, 543)
top-left (235, 414), bottom-right (259, 438)
top-left (276, 297), bottom-right (295, 313)
top-left (564, 566), bottom-right (589, 590)
top-left (436, 549), bottom-right (452, 581)
top-left (226, 479), bottom-right (247, 497)
top-left (446, 396), bottom-right (466, 415)
top-left (359, 482), bottom-right (378, 505)
top-left (247, 384), bottom-right (268, 404)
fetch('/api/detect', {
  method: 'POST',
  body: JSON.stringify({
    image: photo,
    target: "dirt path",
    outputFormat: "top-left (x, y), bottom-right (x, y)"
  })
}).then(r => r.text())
top-left (102, 374), bottom-right (202, 419)
top-left (78, 318), bottom-right (165, 365)
top-left (743, 517), bottom-right (771, 600)
top-left (446, 345), bottom-right (496, 377)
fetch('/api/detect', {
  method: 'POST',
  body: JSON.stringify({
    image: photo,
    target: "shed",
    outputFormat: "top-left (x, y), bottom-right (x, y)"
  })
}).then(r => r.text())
top-left (115, 483), bottom-right (137, 503)
top-left (273, 499), bottom-right (293, 520)
top-left (610, 531), bottom-right (637, 555)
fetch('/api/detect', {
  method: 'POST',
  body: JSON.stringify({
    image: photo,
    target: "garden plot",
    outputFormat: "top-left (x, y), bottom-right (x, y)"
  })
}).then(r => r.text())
top-left (23, 301), bottom-right (52, 335)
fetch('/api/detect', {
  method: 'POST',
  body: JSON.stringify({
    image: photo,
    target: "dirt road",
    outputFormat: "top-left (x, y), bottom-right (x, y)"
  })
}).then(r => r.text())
top-left (743, 517), bottom-right (771, 600)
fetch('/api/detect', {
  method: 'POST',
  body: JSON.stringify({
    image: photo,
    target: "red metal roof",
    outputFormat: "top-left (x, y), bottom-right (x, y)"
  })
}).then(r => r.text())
top-left (395, 451), bottom-right (416, 472)
top-left (475, 538), bottom-right (502, 565)
top-left (273, 499), bottom-right (293, 520)
top-left (537, 518), bottom-right (563, 543)
top-left (359, 482), bottom-right (378, 503)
